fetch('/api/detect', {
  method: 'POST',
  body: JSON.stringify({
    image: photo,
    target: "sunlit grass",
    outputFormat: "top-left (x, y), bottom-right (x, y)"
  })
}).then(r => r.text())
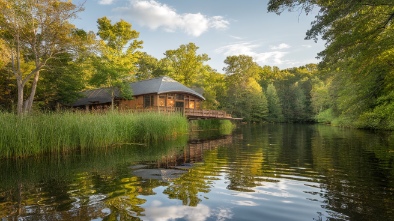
top-left (0, 111), bottom-right (188, 158)
top-left (190, 119), bottom-right (236, 135)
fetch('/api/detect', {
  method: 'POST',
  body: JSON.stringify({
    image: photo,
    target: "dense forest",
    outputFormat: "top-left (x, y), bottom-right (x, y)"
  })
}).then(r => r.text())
top-left (0, 0), bottom-right (393, 130)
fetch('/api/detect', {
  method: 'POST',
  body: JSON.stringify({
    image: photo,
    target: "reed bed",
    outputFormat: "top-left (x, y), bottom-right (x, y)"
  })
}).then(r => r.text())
top-left (191, 119), bottom-right (235, 135)
top-left (0, 111), bottom-right (188, 158)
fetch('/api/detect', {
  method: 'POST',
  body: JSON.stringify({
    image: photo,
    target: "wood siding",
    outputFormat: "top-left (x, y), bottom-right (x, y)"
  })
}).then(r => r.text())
top-left (119, 92), bottom-right (203, 110)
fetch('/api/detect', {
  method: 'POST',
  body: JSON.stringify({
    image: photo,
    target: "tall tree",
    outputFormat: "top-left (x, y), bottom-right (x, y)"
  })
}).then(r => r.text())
top-left (199, 66), bottom-right (226, 109)
top-left (223, 55), bottom-right (261, 81)
top-left (268, 0), bottom-right (394, 128)
top-left (90, 17), bottom-right (143, 110)
top-left (222, 55), bottom-right (268, 122)
top-left (266, 83), bottom-right (284, 122)
top-left (134, 52), bottom-right (159, 81)
top-left (162, 43), bottom-right (210, 87)
top-left (0, 0), bottom-right (84, 115)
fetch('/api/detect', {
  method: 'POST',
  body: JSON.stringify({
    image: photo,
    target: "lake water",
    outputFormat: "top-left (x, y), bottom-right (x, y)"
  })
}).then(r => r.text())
top-left (1, 124), bottom-right (393, 221)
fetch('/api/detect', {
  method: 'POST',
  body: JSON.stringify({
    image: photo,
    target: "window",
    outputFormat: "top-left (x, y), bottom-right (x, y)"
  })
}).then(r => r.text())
top-left (159, 95), bottom-right (166, 107)
top-left (196, 101), bottom-right (200, 109)
top-left (176, 94), bottom-right (184, 100)
top-left (189, 100), bottom-right (195, 109)
top-left (144, 95), bottom-right (154, 108)
top-left (168, 96), bottom-right (174, 107)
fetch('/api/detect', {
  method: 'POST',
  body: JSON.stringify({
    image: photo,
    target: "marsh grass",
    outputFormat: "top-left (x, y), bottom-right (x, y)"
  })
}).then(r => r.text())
top-left (191, 119), bottom-right (236, 135)
top-left (0, 111), bottom-right (188, 158)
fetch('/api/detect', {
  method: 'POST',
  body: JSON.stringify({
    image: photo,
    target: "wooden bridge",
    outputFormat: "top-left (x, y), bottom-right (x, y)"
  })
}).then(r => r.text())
top-left (127, 106), bottom-right (234, 120)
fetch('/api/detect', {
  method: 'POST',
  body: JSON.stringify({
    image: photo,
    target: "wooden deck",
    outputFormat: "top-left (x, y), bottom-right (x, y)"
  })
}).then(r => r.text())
top-left (128, 106), bottom-right (233, 120)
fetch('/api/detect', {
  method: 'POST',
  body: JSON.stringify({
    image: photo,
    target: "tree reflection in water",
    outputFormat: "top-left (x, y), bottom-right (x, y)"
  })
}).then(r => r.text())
top-left (1, 125), bottom-right (393, 220)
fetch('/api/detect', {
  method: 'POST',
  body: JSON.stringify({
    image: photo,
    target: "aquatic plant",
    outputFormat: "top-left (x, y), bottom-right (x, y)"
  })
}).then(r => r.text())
top-left (0, 111), bottom-right (188, 158)
top-left (190, 119), bottom-right (236, 135)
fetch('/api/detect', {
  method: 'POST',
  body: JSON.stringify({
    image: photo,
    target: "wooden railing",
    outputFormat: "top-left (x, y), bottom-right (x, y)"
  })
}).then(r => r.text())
top-left (185, 108), bottom-right (232, 119)
top-left (126, 106), bottom-right (232, 119)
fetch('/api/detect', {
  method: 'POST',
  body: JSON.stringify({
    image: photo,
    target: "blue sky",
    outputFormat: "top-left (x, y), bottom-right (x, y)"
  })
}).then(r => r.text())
top-left (72, 0), bottom-right (325, 72)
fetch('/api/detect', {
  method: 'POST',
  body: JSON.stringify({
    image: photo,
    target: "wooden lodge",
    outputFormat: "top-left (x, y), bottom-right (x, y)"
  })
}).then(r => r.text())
top-left (72, 76), bottom-right (233, 119)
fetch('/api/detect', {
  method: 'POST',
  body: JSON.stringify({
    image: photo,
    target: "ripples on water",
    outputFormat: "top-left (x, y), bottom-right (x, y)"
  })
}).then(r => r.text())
top-left (0, 124), bottom-right (393, 220)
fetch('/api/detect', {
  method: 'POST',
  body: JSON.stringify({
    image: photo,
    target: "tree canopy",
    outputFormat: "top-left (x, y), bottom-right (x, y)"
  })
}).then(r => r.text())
top-left (268, 0), bottom-right (394, 129)
top-left (0, 0), bottom-right (84, 115)
top-left (90, 17), bottom-right (143, 110)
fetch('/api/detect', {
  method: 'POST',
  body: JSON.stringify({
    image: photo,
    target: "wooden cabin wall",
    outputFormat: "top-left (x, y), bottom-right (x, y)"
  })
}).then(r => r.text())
top-left (118, 93), bottom-right (203, 110)
top-left (119, 96), bottom-right (143, 109)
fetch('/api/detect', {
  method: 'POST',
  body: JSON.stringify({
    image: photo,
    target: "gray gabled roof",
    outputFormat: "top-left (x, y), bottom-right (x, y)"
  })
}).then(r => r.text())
top-left (72, 76), bottom-right (205, 107)
top-left (130, 76), bottom-right (205, 99)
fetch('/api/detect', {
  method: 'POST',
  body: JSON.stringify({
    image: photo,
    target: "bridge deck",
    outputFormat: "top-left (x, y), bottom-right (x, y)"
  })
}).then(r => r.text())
top-left (128, 106), bottom-right (234, 120)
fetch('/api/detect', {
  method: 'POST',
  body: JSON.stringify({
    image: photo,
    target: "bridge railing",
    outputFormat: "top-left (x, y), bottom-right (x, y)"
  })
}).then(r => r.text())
top-left (124, 106), bottom-right (232, 119)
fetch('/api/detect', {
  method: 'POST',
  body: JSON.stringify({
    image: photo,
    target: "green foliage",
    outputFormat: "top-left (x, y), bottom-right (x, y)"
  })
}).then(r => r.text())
top-left (35, 53), bottom-right (86, 109)
top-left (266, 83), bottom-right (284, 122)
top-left (275, 65), bottom-right (316, 122)
top-left (0, 0), bottom-right (85, 114)
top-left (267, 0), bottom-right (394, 129)
top-left (0, 111), bottom-right (188, 158)
top-left (220, 55), bottom-right (268, 122)
top-left (134, 51), bottom-right (160, 80)
top-left (191, 119), bottom-right (235, 135)
top-left (223, 55), bottom-right (262, 80)
top-left (354, 92), bottom-right (394, 130)
top-left (315, 108), bottom-right (334, 124)
top-left (90, 17), bottom-right (142, 109)
top-left (162, 42), bottom-right (210, 87)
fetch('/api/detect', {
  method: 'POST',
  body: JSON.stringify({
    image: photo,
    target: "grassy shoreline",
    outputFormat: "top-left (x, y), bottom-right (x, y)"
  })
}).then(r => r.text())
top-left (0, 111), bottom-right (188, 158)
top-left (190, 119), bottom-right (236, 135)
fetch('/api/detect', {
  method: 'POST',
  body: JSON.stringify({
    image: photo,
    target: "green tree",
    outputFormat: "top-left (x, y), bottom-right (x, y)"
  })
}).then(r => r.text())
top-left (199, 67), bottom-right (226, 109)
top-left (90, 17), bottom-right (143, 110)
top-left (268, 0), bottom-right (394, 129)
top-left (275, 65), bottom-right (316, 122)
top-left (266, 83), bottom-right (283, 122)
top-left (0, 0), bottom-right (84, 115)
top-left (221, 55), bottom-right (268, 122)
top-left (223, 55), bottom-right (261, 81)
top-left (162, 43), bottom-right (210, 87)
top-left (35, 53), bottom-right (86, 110)
top-left (134, 52), bottom-right (159, 81)
top-left (224, 76), bottom-right (268, 122)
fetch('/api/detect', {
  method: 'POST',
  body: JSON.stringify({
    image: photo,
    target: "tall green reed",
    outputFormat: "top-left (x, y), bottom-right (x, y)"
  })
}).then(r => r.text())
top-left (190, 119), bottom-right (235, 135)
top-left (0, 111), bottom-right (188, 158)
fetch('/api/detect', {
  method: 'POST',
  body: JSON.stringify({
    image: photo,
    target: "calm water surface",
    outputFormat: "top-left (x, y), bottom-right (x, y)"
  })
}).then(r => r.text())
top-left (1, 124), bottom-right (393, 221)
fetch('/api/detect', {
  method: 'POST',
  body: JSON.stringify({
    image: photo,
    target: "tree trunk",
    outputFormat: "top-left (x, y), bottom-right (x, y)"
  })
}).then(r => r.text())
top-left (23, 71), bottom-right (40, 113)
top-left (111, 89), bottom-right (115, 111)
top-left (17, 80), bottom-right (24, 116)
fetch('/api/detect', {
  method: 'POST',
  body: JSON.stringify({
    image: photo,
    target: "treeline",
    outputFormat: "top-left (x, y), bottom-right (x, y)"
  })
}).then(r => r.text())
top-left (0, 0), bottom-right (393, 130)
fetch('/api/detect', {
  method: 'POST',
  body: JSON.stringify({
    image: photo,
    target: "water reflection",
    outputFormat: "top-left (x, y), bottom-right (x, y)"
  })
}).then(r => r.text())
top-left (0, 124), bottom-right (393, 221)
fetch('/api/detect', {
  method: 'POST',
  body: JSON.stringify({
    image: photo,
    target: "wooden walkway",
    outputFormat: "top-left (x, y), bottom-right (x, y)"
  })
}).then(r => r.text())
top-left (129, 106), bottom-right (233, 120)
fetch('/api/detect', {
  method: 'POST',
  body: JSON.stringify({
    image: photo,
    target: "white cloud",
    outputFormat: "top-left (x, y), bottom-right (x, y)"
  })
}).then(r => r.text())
top-left (210, 16), bottom-right (230, 30)
top-left (270, 43), bottom-right (290, 50)
top-left (229, 35), bottom-right (243, 40)
top-left (144, 200), bottom-right (211, 221)
top-left (113, 0), bottom-right (229, 37)
top-left (215, 208), bottom-right (233, 221)
top-left (231, 200), bottom-right (259, 206)
top-left (98, 0), bottom-right (115, 5)
top-left (302, 44), bottom-right (312, 48)
top-left (215, 42), bottom-right (289, 65)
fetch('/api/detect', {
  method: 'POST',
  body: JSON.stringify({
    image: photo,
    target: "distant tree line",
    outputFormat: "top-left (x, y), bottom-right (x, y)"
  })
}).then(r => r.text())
top-left (0, 0), bottom-right (393, 130)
